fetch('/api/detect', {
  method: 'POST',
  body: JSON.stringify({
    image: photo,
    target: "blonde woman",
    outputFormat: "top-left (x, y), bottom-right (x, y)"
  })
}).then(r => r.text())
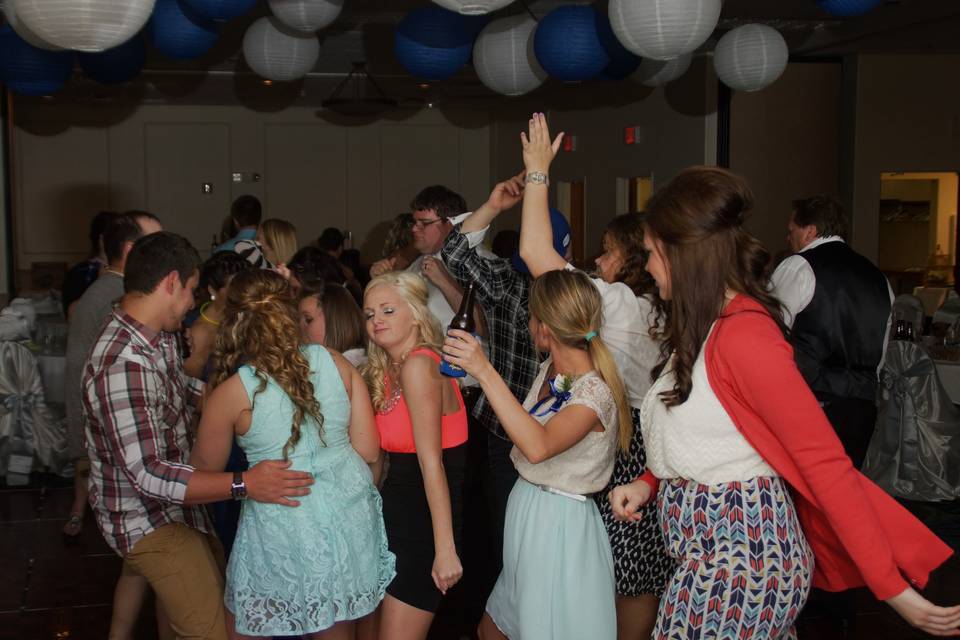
top-left (443, 269), bottom-right (630, 640)
top-left (257, 218), bottom-right (299, 267)
top-left (191, 269), bottom-right (395, 639)
top-left (361, 272), bottom-right (468, 640)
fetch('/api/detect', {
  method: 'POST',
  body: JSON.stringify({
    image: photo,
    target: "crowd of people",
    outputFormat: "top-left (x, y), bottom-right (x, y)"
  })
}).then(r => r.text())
top-left (59, 113), bottom-right (960, 640)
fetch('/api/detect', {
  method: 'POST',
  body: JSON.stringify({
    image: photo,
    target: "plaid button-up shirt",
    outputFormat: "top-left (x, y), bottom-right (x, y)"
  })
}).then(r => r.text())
top-left (441, 227), bottom-right (542, 440)
top-left (82, 309), bottom-right (211, 556)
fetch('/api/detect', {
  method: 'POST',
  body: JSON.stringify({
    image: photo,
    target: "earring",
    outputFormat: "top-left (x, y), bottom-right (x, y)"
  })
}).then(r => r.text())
top-left (210, 293), bottom-right (216, 301)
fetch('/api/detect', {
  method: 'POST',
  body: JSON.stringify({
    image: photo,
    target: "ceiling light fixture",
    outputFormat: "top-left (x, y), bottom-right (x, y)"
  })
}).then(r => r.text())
top-left (320, 62), bottom-right (398, 115)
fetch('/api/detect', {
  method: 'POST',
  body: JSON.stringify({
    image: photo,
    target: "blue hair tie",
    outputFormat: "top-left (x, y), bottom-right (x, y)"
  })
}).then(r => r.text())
top-left (584, 331), bottom-right (598, 343)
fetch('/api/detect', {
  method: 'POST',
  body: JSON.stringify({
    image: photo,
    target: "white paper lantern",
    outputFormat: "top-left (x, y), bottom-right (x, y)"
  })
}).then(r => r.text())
top-left (473, 15), bottom-right (546, 96)
top-left (609, 0), bottom-right (720, 61)
top-left (634, 54), bottom-right (693, 87)
top-left (11, 0), bottom-right (155, 52)
top-left (268, 0), bottom-right (343, 33)
top-left (714, 24), bottom-right (788, 92)
top-left (432, 0), bottom-right (515, 15)
top-left (243, 16), bottom-right (320, 82)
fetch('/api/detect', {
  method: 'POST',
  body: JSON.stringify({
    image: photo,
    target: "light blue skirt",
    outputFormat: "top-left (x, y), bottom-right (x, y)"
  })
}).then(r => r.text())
top-left (486, 478), bottom-right (617, 640)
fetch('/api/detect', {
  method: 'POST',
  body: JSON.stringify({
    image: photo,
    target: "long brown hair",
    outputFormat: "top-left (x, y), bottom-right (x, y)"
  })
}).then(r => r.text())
top-left (211, 269), bottom-right (324, 459)
top-left (604, 212), bottom-right (656, 297)
top-left (298, 279), bottom-right (366, 353)
top-left (529, 270), bottom-right (633, 452)
top-left (643, 166), bottom-right (785, 407)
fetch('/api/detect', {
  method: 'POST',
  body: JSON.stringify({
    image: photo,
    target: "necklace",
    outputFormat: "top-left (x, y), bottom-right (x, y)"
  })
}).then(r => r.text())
top-left (199, 302), bottom-right (221, 327)
top-left (103, 268), bottom-right (124, 278)
top-left (379, 350), bottom-right (412, 414)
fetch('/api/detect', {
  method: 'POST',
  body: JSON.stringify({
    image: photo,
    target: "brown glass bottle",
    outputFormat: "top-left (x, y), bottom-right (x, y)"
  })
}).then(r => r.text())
top-left (440, 280), bottom-right (476, 378)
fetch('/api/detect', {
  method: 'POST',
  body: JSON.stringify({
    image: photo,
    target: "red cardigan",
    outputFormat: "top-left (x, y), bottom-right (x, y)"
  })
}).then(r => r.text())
top-left (698, 294), bottom-right (951, 600)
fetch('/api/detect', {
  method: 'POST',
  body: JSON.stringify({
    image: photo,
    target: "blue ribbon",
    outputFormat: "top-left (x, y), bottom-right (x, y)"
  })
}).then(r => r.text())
top-left (528, 377), bottom-right (572, 418)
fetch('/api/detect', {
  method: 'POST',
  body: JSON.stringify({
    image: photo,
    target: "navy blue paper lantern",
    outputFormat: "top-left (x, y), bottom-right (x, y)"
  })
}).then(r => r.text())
top-left (534, 5), bottom-right (609, 82)
top-left (78, 36), bottom-right (147, 85)
top-left (150, 0), bottom-right (220, 61)
top-left (0, 26), bottom-right (73, 96)
top-left (816, 0), bottom-right (884, 17)
top-left (182, 0), bottom-right (259, 22)
top-left (595, 12), bottom-right (639, 80)
top-left (394, 7), bottom-right (475, 82)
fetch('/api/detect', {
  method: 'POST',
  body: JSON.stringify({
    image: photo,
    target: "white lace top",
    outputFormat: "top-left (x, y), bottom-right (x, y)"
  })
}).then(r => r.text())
top-left (510, 359), bottom-right (619, 495)
top-left (641, 334), bottom-right (778, 485)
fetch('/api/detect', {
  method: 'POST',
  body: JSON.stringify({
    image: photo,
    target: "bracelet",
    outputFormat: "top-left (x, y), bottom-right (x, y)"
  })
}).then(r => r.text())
top-left (635, 470), bottom-right (659, 498)
top-left (525, 171), bottom-right (548, 186)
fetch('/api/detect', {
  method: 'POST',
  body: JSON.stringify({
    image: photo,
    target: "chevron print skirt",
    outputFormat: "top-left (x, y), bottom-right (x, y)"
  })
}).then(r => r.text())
top-left (654, 476), bottom-right (814, 640)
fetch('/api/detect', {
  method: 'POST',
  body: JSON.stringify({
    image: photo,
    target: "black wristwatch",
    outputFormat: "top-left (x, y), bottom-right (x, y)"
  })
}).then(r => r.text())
top-left (230, 471), bottom-right (247, 501)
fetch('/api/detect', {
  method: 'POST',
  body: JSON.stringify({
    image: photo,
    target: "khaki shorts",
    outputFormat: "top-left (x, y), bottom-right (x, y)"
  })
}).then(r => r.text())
top-left (123, 522), bottom-right (227, 640)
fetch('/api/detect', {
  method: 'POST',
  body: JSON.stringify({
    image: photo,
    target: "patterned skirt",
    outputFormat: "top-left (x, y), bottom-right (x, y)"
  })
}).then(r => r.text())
top-left (654, 476), bottom-right (814, 640)
top-left (595, 407), bottom-right (674, 596)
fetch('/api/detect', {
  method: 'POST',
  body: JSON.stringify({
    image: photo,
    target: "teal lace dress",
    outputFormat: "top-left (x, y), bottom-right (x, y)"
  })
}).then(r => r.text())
top-left (225, 345), bottom-right (395, 636)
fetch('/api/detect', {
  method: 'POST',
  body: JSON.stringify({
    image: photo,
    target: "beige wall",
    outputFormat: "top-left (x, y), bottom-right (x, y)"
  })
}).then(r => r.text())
top-left (853, 55), bottom-right (960, 263)
top-left (10, 102), bottom-right (490, 271)
top-left (487, 56), bottom-right (718, 258)
top-left (729, 62), bottom-right (843, 256)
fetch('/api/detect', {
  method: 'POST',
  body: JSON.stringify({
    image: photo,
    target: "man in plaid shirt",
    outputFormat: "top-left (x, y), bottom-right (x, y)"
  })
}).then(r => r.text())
top-left (83, 232), bottom-right (314, 639)
top-left (439, 174), bottom-right (572, 609)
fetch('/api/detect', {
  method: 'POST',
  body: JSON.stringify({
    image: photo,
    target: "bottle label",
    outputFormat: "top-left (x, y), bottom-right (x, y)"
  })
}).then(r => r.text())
top-left (440, 331), bottom-right (478, 378)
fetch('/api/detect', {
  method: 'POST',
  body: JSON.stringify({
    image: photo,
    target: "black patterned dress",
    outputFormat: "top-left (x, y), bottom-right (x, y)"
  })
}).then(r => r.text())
top-left (594, 407), bottom-right (675, 596)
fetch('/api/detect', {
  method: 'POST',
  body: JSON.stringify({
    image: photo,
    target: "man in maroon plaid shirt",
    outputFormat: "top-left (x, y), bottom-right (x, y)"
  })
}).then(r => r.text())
top-left (82, 232), bottom-right (314, 639)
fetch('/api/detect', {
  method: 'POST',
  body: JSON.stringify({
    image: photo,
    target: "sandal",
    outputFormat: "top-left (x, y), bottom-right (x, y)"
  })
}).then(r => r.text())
top-left (62, 513), bottom-right (83, 537)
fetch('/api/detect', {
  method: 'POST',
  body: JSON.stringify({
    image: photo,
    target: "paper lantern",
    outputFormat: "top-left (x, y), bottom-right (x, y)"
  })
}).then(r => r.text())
top-left (11, 0), bottom-right (156, 53)
top-left (533, 5), bottom-right (608, 82)
top-left (609, 0), bottom-right (721, 61)
top-left (473, 15), bottom-right (546, 96)
top-left (150, 0), bottom-right (219, 61)
top-left (595, 11), bottom-right (640, 80)
top-left (78, 35), bottom-right (147, 84)
top-left (714, 24), bottom-right (788, 92)
top-left (0, 26), bottom-right (73, 96)
top-left (2, 1), bottom-right (61, 51)
top-left (431, 0), bottom-right (515, 15)
top-left (634, 54), bottom-right (692, 87)
top-left (243, 16), bottom-right (320, 82)
top-left (181, 0), bottom-right (258, 22)
top-left (268, 0), bottom-right (343, 33)
top-left (394, 7), bottom-right (475, 82)
top-left (817, 0), bottom-right (884, 17)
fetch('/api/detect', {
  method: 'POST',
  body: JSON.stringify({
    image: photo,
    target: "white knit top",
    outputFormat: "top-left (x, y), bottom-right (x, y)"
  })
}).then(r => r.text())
top-left (511, 360), bottom-right (619, 495)
top-left (641, 335), bottom-right (778, 485)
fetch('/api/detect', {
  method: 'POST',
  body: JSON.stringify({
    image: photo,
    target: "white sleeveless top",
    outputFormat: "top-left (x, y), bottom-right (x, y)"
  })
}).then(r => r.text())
top-left (641, 334), bottom-right (778, 485)
top-left (511, 359), bottom-right (619, 495)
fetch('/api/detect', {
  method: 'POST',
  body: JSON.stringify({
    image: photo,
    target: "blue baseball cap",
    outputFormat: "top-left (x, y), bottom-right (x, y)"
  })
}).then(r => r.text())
top-left (512, 208), bottom-right (572, 274)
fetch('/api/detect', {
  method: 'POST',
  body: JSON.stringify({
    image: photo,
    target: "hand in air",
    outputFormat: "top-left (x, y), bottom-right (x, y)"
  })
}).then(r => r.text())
top-left (521, 112), bottom-right (564, 175)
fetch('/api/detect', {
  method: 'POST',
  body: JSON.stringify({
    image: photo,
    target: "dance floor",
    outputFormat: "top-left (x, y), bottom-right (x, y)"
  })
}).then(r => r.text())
top-left (0, 473), bottom-right (957, 640)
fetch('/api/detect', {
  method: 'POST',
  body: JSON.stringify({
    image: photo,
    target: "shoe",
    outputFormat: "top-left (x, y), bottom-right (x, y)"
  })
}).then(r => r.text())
top-left (62, 513), bottom-right (83, 537)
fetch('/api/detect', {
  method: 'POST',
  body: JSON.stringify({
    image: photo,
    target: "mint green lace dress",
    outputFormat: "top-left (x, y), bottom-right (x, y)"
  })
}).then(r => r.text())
top-left (225, 345), bottom-right (395, 636)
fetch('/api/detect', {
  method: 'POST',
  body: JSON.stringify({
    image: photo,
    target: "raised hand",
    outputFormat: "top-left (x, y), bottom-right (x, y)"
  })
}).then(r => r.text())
top-left (486, 170), bottom-right (527, 213)
top-left (520, 112), bottom-right (564, 174)
top-left (420, 256), bottom-right (457, 290)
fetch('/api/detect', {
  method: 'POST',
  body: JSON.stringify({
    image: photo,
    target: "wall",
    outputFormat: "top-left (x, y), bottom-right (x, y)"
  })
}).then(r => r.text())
top-left (852, 55), bottom-right (960, 263)
top-left (488, 55), bottom-right (718, 259)
top-left (10, 101), bottom-right (490, 277)
top-left (0, 110), bottom-right (8, 304)
top-left (729, 61), bottom-right (843, 256)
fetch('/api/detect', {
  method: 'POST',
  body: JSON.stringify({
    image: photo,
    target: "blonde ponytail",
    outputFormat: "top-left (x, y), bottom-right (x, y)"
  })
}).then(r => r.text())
top-left (587, 336), bottom-right (633, 452)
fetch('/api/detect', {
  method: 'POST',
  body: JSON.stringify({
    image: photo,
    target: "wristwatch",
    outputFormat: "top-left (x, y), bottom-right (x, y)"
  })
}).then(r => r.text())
top-left (525, 171), bottom-right (549, 186)
top-left (230, 471), bottom-right (247, 501)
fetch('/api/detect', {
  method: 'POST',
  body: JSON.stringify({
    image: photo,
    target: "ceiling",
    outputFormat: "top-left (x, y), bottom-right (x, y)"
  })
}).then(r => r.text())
top-left (12, 0), bottom-right (960, 110)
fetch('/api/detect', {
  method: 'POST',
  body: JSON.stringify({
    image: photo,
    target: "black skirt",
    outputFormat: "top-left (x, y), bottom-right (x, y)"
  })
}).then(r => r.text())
top-left (381, 443), bottom-right (467, 612)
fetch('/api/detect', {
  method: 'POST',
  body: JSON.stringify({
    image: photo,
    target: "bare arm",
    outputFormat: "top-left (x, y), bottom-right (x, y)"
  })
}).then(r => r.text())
top-left (519, 113), bottom-right (568, 277)
top-left (401, 354), bottom-right (463, 594)
top-left (190, 374), bottom-right (246, 471)
top-left (331, 350), bottom-right (382, 478)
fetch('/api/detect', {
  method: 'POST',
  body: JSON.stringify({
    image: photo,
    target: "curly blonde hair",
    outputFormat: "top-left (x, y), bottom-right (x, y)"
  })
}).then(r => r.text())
top-left (529, 270), bottom-right (633, 452)
top-left (210, 269), bottom-right (323, 459)
top-left (361, 271), bottom-right (443, 413)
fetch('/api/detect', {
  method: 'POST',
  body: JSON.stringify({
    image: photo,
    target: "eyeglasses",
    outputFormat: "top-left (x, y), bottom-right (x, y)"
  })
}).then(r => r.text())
top-left (412, 217), bottom-right (444, 230)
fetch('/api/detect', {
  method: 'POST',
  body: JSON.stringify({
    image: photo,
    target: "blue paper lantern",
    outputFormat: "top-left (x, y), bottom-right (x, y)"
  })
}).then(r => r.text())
top-left (595, 12), bottom-right (639, 80)
top-left (816, 0), bottom-right (884, 17)
top-left (534, 5), bottom-right (609, 82)
top-left (394, 6), bottom-right (475, 82)
top-left (150, 0), bottom-right (220, 61)
top-left (0, 26), bottom-right (73, 96)
top-left (182, 0), bottom-right (258, 22)
top-left (78, 35), bottom-right (147, 84)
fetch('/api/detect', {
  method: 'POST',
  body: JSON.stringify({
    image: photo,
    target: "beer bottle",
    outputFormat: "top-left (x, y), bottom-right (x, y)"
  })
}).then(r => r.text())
top-left (440, 280), bottom-right (476, 378)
